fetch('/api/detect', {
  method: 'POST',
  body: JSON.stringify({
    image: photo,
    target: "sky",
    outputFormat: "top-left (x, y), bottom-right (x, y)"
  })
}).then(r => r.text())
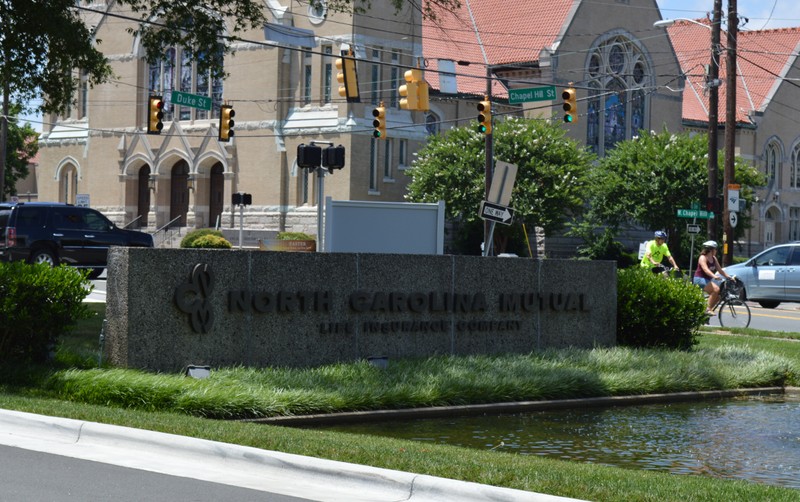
top-left (656, 0), bottom-right (800, 30)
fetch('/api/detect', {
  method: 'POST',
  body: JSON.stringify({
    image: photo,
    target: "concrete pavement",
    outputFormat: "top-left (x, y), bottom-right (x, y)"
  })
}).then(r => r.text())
top-left (0, 408), bottom-right (583, 502)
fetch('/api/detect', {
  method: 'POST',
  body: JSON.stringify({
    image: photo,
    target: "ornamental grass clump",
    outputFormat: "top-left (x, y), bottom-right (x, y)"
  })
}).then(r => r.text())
top-left (616, 267), bottom-right (707, 350)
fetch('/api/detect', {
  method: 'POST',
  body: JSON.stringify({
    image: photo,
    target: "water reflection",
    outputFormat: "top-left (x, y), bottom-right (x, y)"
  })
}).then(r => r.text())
top-left (313, 395), bottom-right (800, 489)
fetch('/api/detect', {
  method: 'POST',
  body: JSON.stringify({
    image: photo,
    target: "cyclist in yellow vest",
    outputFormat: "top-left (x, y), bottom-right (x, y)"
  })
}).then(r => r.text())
top-left (640, 230), bottom-right (679, 271)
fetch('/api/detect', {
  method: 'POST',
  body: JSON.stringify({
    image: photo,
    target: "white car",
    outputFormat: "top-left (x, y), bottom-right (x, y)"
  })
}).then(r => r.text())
top-left (723, 243), bottom-right (800, 309)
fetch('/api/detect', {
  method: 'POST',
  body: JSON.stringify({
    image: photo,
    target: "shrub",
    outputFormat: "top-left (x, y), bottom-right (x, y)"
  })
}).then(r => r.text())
top-left (0, 262), bottom-right (92, 363)
top-left (180, 229), bottom-right (227, 248)
top-left (277, 231), bottom-right (315, 241)
top-left (188, 234), bottom-right (232, 249)
top-left (616, 267), bottom-right (707, 350)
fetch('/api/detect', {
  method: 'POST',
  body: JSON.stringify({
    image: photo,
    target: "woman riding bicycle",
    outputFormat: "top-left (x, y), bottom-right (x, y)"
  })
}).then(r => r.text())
top-left (693, 240), bottom-right (734, 316)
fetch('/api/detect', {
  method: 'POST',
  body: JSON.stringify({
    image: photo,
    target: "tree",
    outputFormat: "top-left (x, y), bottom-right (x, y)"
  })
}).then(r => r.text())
top-left (3, 105), bottom-right (38, 199)
top-left (405, 117), bottom-right (594, 255)
top-left (573, 129), bottom-right (764, 263)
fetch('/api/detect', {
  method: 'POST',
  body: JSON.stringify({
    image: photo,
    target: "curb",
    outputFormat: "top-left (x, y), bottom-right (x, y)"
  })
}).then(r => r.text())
top-left (0, 408), bottom-right (582, 502)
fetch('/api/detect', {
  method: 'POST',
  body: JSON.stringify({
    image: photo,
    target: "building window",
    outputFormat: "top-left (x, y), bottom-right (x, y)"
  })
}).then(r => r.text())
top-left (426, 113), bottom-right (440, 136)
top-left (371, 48), bottom-right (381, 105)
top-left (369, 139), bottom-right (378, 192)
top-left (303, 50), bottom-right (313, 105)
top-left (390, 52), bottom-right (399, 108)
top-left (79, 70), bottom-right (88, 119)
top-left (149, 46), bottom-right (223, 121)
top-left (398, 139), bottom-right (408, 169)
top-left (323, 46), bottom-right (333, 104)
top-left (586, 35), bottom-right (651, 156)
top-left (384, 139), bottom-right (394, 180)
top-left (301, 168), bottom-right (310, 205)
top-left (792, 143), bottom-right (800, 189)
top-left (765, 141), bottom-right (780, 186)
top-left (790, 207), bottom-right (800, 241)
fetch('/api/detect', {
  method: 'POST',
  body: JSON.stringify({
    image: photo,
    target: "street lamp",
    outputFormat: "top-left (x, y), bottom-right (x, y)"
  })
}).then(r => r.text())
top-left (654, 6), bottom-right (722, 241)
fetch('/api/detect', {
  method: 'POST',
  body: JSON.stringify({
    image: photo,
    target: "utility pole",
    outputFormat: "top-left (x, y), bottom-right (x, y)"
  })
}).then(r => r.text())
top-left (723, 0), bottom-right (738, 265)
top-left (708, 0), bottom-right (722, 239)
top-left (483, 65), bottom-right (494, 257)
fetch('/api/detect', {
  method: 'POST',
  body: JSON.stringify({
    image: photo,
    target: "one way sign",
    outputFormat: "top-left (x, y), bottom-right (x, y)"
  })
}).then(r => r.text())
top-left (479, 200), bottom-right (514, 225)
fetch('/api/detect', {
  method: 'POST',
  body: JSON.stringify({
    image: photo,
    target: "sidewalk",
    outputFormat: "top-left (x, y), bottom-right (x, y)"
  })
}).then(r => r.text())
top-left (0, 408), bottom-right (583, 502)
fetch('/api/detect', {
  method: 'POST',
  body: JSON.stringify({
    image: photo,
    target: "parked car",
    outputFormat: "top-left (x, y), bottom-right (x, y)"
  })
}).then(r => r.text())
top-left (0, 202), bottom-right (153, 279)
top-left (723, 242), bottom-right (800, 308)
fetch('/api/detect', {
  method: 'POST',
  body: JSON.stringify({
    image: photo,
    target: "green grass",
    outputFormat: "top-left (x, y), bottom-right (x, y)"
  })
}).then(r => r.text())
top-left (1, 306), bottom-right (799, 500)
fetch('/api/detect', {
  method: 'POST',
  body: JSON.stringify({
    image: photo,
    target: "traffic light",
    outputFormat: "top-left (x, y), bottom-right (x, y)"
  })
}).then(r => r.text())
top-left (219, 104), bottom-right (235, 142)
top-left (372, 103), bottom-right (386, 139)
top-left (336, 50), bottom-right (360, 103)
top-left (399, 69), bottom-right (420, 111)
top-left (147, 95), bottom-right (164, 134)
top-left (297, 143), bottom-right (322, 169)
top-left (322, 145), bottom-right (346, 172)
top-left (562, 86), bottom-right (577, 123)
top-left (399, 69), bottom-right (431, 112)
top-left (417, 78), bottom-right (430, 111)
top-left (477, 97), bottom-right (491, 135)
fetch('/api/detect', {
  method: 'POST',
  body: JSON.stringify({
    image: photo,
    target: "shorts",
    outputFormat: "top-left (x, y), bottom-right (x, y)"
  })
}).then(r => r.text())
top-left (693, 277), bottom-right (718, 288)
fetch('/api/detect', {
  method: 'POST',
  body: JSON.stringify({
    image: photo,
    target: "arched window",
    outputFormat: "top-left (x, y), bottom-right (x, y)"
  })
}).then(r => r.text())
top-left (149, 46), bottom-right (223, 122)
top-left (586, 35), bottom-right (651, 156)
top-left (425, 113), bottom-right (440, 136)
top-left (790, 143), bottom-right (800, 189)
top-left (765, 141), bottom-right (780, 186)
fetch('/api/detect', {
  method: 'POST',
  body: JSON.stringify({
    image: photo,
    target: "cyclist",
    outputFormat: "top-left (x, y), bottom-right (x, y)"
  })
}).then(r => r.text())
top-left (640, 230), bottom-right (679, 273)
top-left (693, 240), bottom-right (734, 316)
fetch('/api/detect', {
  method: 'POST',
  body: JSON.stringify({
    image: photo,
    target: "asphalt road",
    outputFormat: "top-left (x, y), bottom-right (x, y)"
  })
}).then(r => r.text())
top-left (0, 444), bottom-right (307, 502)
top-left (707, 301), bottom-right (800, 331)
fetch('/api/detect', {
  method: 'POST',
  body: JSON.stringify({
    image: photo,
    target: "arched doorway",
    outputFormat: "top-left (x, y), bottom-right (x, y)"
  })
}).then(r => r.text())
top-left (209, 163), bottom-right (224, 228)
top-left (765, 206), bottom-right (780, 247)
top-left (170, 161), bottom-right (190, 227)
top-left (59, 164), bottom-right (78, 204)
top-left (137, 165), bottom-right (151, 228)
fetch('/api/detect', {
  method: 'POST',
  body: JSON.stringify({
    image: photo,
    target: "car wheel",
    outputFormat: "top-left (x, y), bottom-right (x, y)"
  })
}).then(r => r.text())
top-left (87, 268), bottom-right (104, 280)
top-left (758, 300), bottom-right (780, 309)
top-left (30, 248), bottom-right (57, 267)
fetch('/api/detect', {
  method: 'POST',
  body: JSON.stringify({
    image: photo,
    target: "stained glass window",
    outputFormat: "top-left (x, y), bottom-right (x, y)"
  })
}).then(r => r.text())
top-left (586, 36), bottom-right (651, 155)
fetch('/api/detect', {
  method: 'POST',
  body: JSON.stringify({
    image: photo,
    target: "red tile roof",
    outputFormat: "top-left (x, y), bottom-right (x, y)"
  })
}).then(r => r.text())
top-left (666, 20), bottom-right (800, 125)
top-left (423, 0), bottom-right (574, 97)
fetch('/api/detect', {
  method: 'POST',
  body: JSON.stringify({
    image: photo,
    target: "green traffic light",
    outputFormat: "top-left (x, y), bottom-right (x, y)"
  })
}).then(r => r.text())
top-left (478, 125), bottom-right (487, 133)
top-left (373, 130), bottom-right (382, 138)
top-left (564, 114), bottom-right (574, 123)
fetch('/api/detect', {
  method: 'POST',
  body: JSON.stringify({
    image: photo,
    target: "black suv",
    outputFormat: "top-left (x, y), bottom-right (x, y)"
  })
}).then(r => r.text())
top-left (0, 202), bottom-right (153, 279)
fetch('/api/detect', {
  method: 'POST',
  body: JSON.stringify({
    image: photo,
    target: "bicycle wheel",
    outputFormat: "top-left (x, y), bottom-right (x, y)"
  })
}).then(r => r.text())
top-left (717, 299), bottom-right (751, 328)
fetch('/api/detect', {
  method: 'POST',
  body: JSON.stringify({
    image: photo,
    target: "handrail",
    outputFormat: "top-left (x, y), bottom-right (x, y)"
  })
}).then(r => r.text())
top-left (123, 215), bottom-right (143, 229)
top-left (152, 215), bottom-right (184, 247)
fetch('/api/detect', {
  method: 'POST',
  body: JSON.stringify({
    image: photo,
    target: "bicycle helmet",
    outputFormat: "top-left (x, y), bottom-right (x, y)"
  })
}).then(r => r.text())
top-left (654, 230), bottom-right (667, 239)
top-left (702, 240), bottom-right (718, 248)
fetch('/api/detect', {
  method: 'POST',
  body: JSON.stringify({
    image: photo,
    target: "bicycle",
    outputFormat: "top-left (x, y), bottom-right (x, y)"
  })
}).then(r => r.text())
top-left (711, 278), bottom-right (751, 328)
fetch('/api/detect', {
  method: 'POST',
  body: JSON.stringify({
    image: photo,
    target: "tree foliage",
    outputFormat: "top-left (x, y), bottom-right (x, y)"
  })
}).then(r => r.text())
top-left (573, 129), bottom-right (764, 260)
top-left (405, 118), bottom-right (594, 253)
top-left (4, 105), bottom-right (38, 198)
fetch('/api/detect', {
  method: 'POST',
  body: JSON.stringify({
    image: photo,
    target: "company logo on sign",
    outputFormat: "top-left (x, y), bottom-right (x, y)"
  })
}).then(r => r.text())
top-left (175, 263), bottom-right (214, 333)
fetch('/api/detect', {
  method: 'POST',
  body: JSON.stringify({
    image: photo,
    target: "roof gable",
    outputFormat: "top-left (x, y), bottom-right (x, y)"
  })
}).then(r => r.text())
top-left (423, 0), bottom-right (575, 96)
top-left (666, 21), bottom-right (800, 125)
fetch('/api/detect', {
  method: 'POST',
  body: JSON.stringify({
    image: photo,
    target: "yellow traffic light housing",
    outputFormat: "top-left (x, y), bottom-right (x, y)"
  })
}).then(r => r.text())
top-left (336, 50), bottom-right (360, 103)
top-left (562, 86), bottom-right (577, 123)
top-left (399, 69), bottom-right (420, 110)
top-left (417, 78), bottom-right (430, 111)
top-left (477, 97), bottom-right (491, 135)
top-left (372, 103), bottom-right (386, 139)
top-left (219, 104), bottom-right (235, 142)
top-left (147, 95), bottom-right (164, 134)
